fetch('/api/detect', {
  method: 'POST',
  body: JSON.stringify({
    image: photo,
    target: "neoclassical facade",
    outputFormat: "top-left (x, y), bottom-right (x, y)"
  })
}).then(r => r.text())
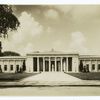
top-left (0, 50), bottom-right (100, 73)
top-left (26, 50), bottom-right (79, 73)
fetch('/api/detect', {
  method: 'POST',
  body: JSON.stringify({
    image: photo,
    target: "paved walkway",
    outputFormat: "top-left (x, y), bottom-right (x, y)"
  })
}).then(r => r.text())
top-left (22, 72), bottom-right (81, 82)
top-left (20, 72), bottom-right (100, 86)
top-left (20, 72), bottom-right (81, 85)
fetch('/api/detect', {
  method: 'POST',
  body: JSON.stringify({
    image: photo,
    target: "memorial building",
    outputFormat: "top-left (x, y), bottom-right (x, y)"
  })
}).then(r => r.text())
top-left (0, 49), bottom-right (100, 73)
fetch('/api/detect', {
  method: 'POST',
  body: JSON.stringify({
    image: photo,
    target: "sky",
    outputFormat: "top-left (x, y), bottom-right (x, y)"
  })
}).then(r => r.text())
top-left (2, 5), bottom-right (100, 55)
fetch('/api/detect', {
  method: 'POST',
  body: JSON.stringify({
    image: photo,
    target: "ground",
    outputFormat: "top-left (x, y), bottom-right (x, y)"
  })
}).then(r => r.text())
top-left (0, 86), bottom-right (100, 96)
top-left (0, 72), bottom-right (100, 96)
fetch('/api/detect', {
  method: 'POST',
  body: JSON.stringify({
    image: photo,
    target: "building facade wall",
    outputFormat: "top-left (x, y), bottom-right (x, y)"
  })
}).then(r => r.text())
top-left (25, 53), bottom-right (79, 73)
top-left (72, 56), bottom-right (79, 72)
top-left (79, 56), bottom-right (100, 72)
top-left (0, 57), bottom-right (25, 73)
top-left (1, 54), bottom-right (100, 73)
top-left (26, 56), bottom-right (33, 73)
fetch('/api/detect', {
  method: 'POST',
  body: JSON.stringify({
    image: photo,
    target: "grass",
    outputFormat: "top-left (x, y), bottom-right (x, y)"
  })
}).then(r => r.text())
top-left (66, 72), bottom-right (100, 80)
top-left (0, 73), bottom-right (38, 82)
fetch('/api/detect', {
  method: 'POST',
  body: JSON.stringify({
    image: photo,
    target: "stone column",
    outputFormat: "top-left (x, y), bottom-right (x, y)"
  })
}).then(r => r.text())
top-left (43, 57), bottom-right (45, 72)
top-left (55, 57), bottom-right (57, 72)
top-left (14, 60), bottom-right (16, 73)
top-left (61, 57), bottom-right (63, 72)
top-left (49, 57), bottom-right (51, 72)
top-left (63, 58), bottom-right (66, 72)
top-left (89, 60), bottom-right (92, 72)
top-left (95, 60), bottom-right (98, 72)
top-left (66, 57), bottom-right (68, 72)
top-left (37, 57), bottom-right (39, 72)
top-left (64, 58), bottom-right (67, 72)
top-left (7, 60), bottom-right (10, 73)
top-left (8, 60), bottom-right (10, 73)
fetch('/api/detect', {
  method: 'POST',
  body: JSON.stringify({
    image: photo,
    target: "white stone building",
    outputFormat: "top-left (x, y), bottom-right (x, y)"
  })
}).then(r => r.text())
top-left (79, 55), bottom-right (100, 72)
top-left (0, 56), bottom-right (26, 73)
top-left (0, 50), bottom-right (100, 73)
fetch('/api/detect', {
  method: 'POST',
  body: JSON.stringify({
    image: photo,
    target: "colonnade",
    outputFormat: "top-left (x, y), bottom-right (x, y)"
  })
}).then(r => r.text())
top-left (33, 57), bottom-right (72, 72)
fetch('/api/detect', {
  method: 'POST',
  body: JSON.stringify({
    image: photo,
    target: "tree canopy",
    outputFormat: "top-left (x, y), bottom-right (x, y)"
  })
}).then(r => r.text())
top-left (0, 5), bottom-right (20, 38)
top-left (3, 51), bottom-right (20, 56)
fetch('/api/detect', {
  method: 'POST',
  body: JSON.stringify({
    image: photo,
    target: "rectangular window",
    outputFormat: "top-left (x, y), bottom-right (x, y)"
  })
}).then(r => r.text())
top-left (98, 64), bottom-right (100, 70)
top-left (92, 64), bottom-right (95, 70)
top-left (10, 65), bottom-right (13, 71)
top-left (4, 65), bottom-right (7, 71)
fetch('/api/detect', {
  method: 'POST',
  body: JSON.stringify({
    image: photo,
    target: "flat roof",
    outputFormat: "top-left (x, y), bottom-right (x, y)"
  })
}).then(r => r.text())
top-left (80, 55), bottom-right (100, 59)
top-left (0, 56), bottom-right (26, 59)
top-left (27, 50), bottom-right (79, 56)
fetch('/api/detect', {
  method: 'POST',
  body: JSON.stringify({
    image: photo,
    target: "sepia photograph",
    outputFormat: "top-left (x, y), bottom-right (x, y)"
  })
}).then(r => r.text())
top-left (0, 4), bottom-right (100, 96)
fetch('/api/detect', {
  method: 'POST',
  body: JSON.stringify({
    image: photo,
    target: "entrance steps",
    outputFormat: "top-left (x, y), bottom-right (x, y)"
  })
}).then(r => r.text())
top-left (21, 72), bottom-right (82, 85)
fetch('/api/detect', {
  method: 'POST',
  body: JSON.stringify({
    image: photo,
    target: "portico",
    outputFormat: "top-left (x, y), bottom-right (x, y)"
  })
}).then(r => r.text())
top-left (33, 57), bottom-right (68, 72)
top-left (26, 50), bottom-right (79, 73)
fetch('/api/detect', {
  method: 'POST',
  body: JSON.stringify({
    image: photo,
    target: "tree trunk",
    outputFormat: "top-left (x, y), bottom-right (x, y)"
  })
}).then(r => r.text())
top-left (0, 41), bottom-right (3, 56)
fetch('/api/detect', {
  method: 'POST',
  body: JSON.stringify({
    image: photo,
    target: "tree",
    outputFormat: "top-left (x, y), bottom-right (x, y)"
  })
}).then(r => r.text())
top-left (3, 51), bottom-right (20, 56)
top-left (0, 5), bottom-right (20, 37)
top-left (0, 5), bottom-right (20, 56)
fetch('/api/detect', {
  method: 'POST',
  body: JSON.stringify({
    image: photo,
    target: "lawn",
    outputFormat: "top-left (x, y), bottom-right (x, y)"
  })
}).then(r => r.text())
top-left (66, 72), bottom-right (100, 80)
top-left (0, 73), bottom-right (38, 82)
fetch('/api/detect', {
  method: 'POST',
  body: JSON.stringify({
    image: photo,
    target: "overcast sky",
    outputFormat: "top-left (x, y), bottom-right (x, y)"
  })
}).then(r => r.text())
top-left (2, 5), bottom-right (100, 55)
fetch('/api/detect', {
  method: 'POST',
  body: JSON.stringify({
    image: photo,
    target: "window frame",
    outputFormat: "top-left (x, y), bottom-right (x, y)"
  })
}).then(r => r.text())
top-left (4, 65), bottom-right (7, 71)
top-left (10, 65), bottom-right (13, 71)
top-left (92, 64), bottom-right (95, 70)
top-left (98, 64), bottom-right (100, 70)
